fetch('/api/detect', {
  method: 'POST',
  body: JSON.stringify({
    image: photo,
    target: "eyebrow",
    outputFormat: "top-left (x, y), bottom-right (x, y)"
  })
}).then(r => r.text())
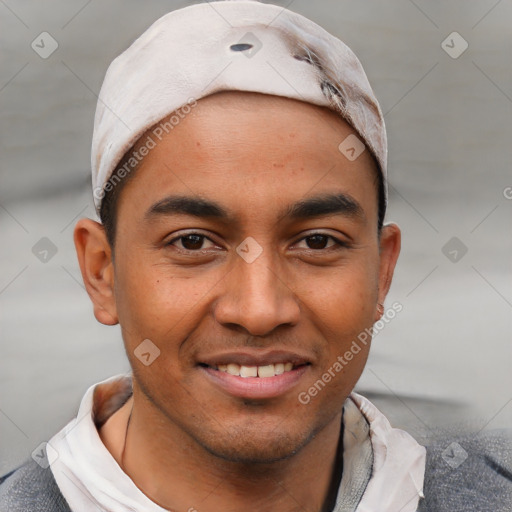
top-left (144, 192), bottom-right (366, 224)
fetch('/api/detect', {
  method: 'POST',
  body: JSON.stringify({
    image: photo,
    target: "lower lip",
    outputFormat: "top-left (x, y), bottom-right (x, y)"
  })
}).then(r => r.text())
top-left (200, 365), bottom-right (310, 400)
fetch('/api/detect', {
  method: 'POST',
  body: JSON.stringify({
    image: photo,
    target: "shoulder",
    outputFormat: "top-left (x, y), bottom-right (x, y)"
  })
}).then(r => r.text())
top-left (0, 459), bottom-right (72, 512)
top-left (419, 428), bottom-right (512, 511)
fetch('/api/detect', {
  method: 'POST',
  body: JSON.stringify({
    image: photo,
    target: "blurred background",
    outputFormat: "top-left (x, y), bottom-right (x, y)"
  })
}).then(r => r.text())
top-left (1, 0), bottom-right (511, 473)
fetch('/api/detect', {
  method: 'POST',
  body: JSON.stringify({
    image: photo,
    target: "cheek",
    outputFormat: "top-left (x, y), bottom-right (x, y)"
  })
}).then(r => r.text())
top-left (113, 254), bottom-right (220, 348)
top-left (300, 258), bottom-right (378, 371)
top-left (306, 258), bottom-right (378, 324)
top-left (307, 276), bottom-right (375, 406)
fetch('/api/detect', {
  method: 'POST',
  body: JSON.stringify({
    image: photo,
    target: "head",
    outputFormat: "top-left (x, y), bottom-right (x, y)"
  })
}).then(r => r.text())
top-left (74, 90), bottom-right (400, 463)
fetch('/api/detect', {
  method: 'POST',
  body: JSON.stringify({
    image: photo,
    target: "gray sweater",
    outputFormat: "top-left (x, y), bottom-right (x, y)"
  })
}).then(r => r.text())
top-left (1, 428), bottom-right (511, 511)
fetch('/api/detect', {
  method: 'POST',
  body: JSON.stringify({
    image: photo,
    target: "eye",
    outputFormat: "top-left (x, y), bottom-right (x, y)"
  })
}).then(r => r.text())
top-left (167, 233), bottom-right (217, 251)
top-left (295, 233), bottom-right (347, 251)
top-left (166, 232), bottom-right (348, 254)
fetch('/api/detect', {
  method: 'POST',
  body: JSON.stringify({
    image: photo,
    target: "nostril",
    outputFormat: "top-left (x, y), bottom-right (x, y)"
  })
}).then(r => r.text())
top-left (230, 43), bottom-right (253, 52)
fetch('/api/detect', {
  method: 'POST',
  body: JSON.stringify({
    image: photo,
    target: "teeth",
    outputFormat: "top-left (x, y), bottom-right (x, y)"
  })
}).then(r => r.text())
top-left (257, 365), bottom-right (275, 378)
top-left (240, 365), bottom-right (258, 378)
top-left (227, 363), bottom-right (240, 376)
top-left (216, 362), bottom-right (297, 378)
top-left (274, 363), bottom-right (284, 375)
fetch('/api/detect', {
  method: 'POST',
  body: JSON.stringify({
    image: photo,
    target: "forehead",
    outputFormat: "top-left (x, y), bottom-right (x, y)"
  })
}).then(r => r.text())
top-left (116, 91), bottom-right (379, 226)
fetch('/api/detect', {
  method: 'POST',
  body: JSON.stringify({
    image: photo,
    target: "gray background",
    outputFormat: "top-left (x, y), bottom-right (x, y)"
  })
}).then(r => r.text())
top-left (1, 0), bottom-right (511, 473)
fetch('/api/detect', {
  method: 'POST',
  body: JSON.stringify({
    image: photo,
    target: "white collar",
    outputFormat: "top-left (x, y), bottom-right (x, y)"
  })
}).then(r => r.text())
top-left (48, 374), bottom-right (425, 512)
top-left (346, 392), bottom-right (425, 511)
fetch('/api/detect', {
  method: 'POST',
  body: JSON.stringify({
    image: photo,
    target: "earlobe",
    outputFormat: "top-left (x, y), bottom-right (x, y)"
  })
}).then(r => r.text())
top-left (73, 218), bottom-right (119, 326)
top-left (374, 222), bottom-right (401, 321)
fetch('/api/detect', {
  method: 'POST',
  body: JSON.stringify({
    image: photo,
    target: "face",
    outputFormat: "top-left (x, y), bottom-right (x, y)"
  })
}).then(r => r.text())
top-left (77, 91), bottom-right (400, 464)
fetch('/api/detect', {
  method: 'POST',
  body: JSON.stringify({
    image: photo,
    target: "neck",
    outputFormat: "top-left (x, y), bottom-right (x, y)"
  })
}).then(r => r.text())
top-left (102, 393), bottom-right (344, 512)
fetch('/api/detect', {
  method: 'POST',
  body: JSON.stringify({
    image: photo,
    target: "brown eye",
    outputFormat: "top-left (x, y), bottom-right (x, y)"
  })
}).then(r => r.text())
top-left (180, 234), bottom-right (205, 250)
top-left (295, 233), bottom-right (348, 252)
top-left (305, 234), bottom-right (330, 250)
top-left (168, 233), bottom-right (216, 251)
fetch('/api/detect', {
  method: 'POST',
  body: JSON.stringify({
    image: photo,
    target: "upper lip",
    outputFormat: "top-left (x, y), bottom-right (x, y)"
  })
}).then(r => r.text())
top-left (198, 349), bottom-right (312, 368)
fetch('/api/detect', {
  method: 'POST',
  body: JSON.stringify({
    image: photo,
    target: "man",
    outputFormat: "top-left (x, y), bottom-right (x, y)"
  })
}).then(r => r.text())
top-left (1, 1), bottom-right (511, 511)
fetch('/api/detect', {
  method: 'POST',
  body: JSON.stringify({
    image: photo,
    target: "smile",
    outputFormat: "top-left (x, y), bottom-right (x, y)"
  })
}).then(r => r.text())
top-left (212, 362), bottom-right (296, 378)
top-left (199, 358), bottom-right (311, 400)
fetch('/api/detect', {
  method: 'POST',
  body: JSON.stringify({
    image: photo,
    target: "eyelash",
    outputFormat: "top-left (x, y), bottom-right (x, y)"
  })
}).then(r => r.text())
top-left (166, 232), bottom-right (349, 253)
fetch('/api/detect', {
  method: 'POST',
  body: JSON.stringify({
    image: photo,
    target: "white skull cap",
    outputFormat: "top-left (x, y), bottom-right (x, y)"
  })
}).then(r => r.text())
top-left (91, 0), bottom-right (387, 213)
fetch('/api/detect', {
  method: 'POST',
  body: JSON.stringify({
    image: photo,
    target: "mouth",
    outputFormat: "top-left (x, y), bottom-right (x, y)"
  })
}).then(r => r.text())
top-left (197, 351), bottom-right (312, 400)
top-left (201, 361), bottom-right (306, 378)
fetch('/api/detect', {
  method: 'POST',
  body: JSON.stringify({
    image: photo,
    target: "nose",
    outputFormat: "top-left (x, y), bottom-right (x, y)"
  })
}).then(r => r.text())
top-left (213, 247), bottom-right (301, 337)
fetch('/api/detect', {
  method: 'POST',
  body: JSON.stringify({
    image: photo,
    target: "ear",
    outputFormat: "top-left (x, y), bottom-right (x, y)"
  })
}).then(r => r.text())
top-left (73, 218), bottom-right (118, 325)
top-left (374, 222), bottom-right (401, 322)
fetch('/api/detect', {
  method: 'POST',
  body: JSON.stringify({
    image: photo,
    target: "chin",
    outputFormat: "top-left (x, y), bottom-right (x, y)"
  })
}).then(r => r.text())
top-left (201, 432), bottom-right (310, 464)
top-left (160, 398), bottom-right (333, 466)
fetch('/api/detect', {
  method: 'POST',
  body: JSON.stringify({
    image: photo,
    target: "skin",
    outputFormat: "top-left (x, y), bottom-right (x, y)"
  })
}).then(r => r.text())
top-left (74, 91), bottom-right (401, 512)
